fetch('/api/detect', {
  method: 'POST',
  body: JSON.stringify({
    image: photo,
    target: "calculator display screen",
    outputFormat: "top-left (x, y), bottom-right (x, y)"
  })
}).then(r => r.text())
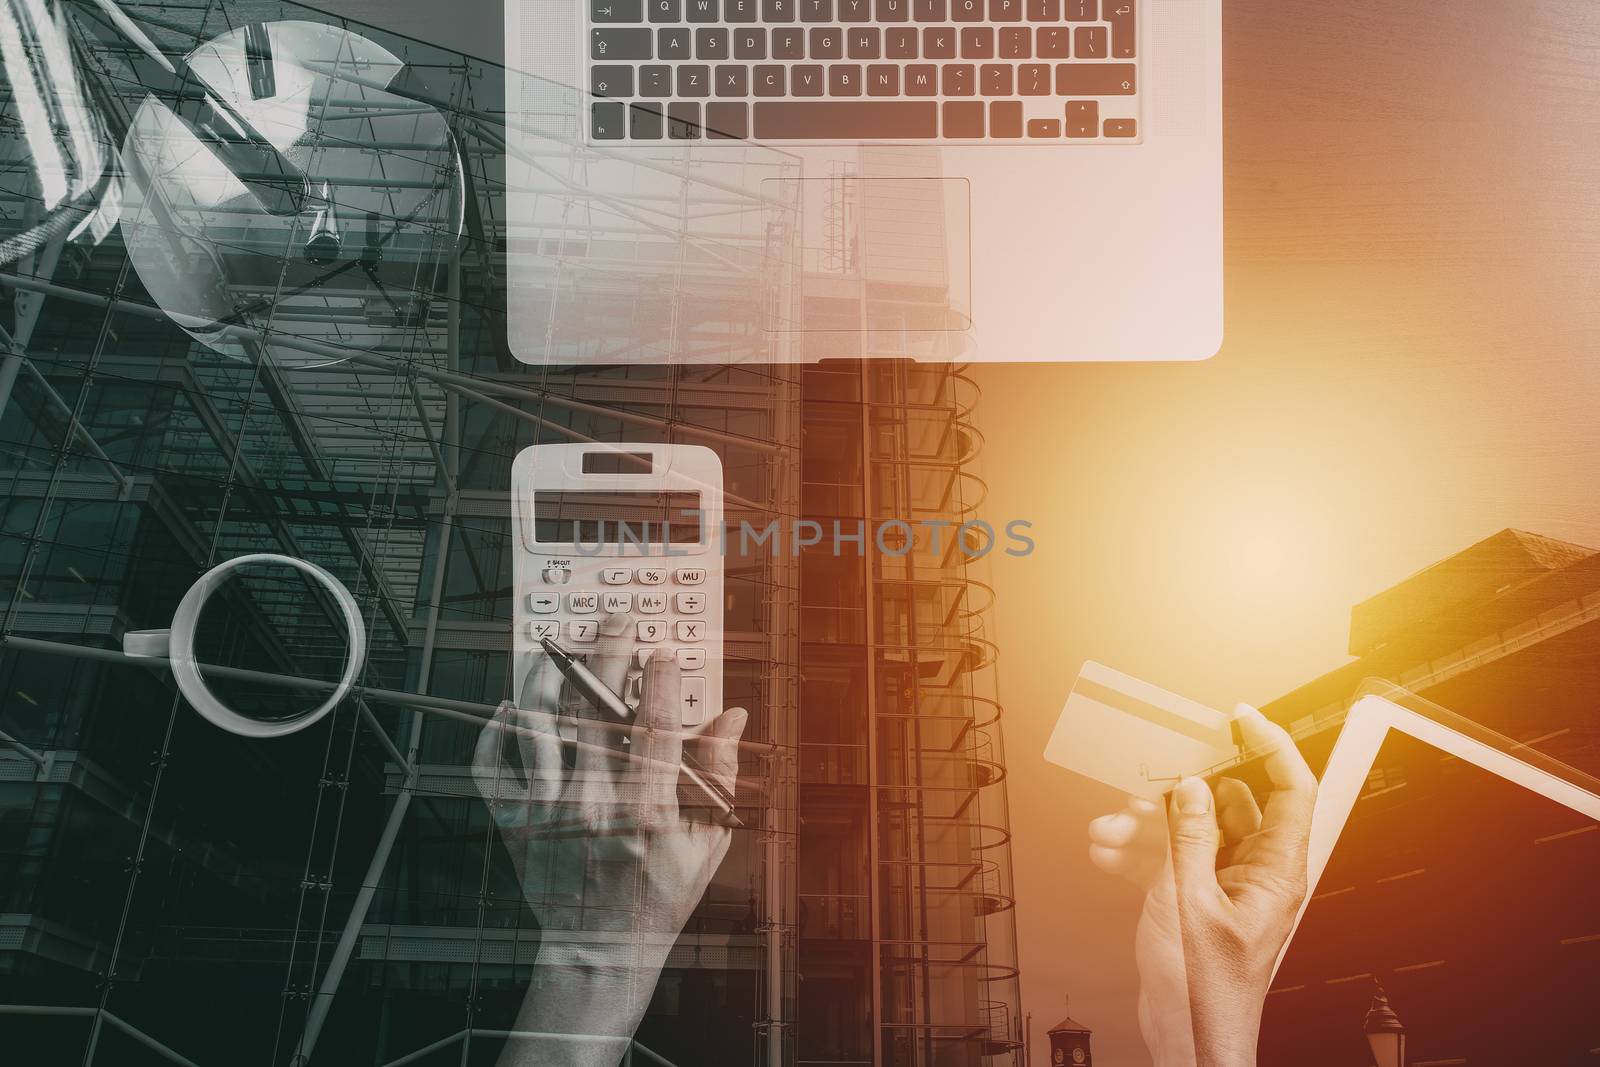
top-left (533, 491), bottom-right (702, 544)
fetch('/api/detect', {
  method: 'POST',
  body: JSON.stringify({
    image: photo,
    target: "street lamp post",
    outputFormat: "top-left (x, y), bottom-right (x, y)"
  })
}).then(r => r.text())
top-left (1364, 980), bottom-right (1406, 1067)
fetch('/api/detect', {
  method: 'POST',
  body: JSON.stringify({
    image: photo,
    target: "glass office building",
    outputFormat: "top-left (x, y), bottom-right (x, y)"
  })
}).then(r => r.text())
top-left (0, 2), bottom-right (1021, 1065)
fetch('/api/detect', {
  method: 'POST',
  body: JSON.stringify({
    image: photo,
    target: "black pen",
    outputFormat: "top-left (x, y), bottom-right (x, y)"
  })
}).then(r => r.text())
top-left (540, 637), bottom-right (743, 828)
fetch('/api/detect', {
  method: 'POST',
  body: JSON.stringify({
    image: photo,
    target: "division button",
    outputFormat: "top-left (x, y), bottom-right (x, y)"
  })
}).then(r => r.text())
top-left (675, 592), bottom-right (707, 614)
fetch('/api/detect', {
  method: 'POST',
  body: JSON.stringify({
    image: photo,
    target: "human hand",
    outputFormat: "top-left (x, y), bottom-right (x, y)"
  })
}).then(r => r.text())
top-left (1088, 705), bottom-right (1317, 1067)
top-left (471, 614), bottom-right (747, 1065)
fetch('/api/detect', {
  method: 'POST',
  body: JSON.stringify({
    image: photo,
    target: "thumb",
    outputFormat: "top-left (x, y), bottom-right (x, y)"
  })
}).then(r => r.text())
top-left (1168, 776), bottom-right (1221, 899)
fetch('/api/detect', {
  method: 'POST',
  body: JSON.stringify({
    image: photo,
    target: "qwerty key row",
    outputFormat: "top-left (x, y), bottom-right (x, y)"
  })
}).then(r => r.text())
top-left (593, 24), bottom-right (1129, 60)
top-left (592, 98), bottom-right (1136, 139)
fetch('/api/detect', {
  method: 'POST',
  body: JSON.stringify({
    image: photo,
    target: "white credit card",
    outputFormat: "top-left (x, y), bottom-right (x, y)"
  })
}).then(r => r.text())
top-left (1044, 661), bottom-right (1239, 800)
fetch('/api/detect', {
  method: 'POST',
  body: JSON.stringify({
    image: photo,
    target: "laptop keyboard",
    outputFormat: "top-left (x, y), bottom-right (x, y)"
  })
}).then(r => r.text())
top-left (587, 0), bottom-right (1139, 143)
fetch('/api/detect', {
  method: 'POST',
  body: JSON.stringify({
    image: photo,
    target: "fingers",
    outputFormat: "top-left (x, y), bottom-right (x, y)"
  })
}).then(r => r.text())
top-left (586, 612), bottom-right (634, 699)
top-left (1214, 777), bottom-right (1263, 846)
top-left (1088, 810), bottom-right (1143, 849)
top-left (700, 705), bottom-right (749, 794)
top-left (1167, 776), bottom-right (1222, 900)
top-left (471, 703), bottom-right (529, 807)
top-left (508, 702), bottom-right (565, 809)
top-left (1233, 704), bottom-right (1316, 861)
top-left (633, 655), bottom-right (684, 811)
top-left (573, 615), bottom-right (635, 780)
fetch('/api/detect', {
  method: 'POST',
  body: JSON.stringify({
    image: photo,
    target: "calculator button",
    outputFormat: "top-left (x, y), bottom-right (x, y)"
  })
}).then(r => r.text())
top-left (529, 621), bottom-right (561, 641)
top-left (675, 567), bottom-right (706, 585)
top-left (543, 564), bottom-right (572, 584)
top-left (568, 620), bottom-right (599, 643)
top-left (568, 592), bottom-right (599, 613)
top-left (680, 676), bottom-right (707, 725)
top-left (675, 592), bottom-right (706, 614)
top-left (638, 620), bottom-right (669, 642)
top-left (602, 568), bottom-right (633, 584)
top-left (677, 647), bottom-right (707, 670)
top-left (528, 593), bottom-right (561, 614)
top-left (637, 567), bottom-right (668, 585)
top-left (676, 620), bottom-right (706, 642)
top-left (602, 591), bottom-right (634, 613)
top-left (637, 591), bottom-right (668, 614)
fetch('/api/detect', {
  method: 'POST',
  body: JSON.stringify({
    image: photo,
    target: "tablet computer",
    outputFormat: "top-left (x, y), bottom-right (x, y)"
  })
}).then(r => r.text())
top-left (1257, 684), bottom-right (1600, 1066)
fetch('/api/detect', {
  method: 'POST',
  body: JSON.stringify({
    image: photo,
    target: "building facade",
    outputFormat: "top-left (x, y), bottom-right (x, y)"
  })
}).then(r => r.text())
top-left (0, 2), bottom-right (1021, 1065)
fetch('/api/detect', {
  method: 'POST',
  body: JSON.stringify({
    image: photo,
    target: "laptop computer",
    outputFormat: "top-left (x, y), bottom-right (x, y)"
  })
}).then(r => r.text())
top-left (502, 0), bottom-right (1221, 364)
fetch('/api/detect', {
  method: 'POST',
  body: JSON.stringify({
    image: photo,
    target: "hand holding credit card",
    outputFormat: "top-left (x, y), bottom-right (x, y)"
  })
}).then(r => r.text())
top-left (1044, 661), bottom-right (1241, 799)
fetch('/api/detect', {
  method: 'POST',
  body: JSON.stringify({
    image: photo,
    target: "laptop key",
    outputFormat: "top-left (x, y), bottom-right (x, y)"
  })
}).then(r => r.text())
top-left (839, 0), bottom-right (871, 20)
top-left (1107, 0), bottom-right (1135, 57)
top-left (649, 0), bottom-right (682, 20)
top-left (991, 100), bottom-right (1022, 137)
top-left (913, 0), bottom-right (945, 19)
top-left (905, 64), bottom-right (938, 94)
top-left (943, 100), bottom-right (984, 137)
top-left (717, 64), bottom-right (750, 94)
top-left (887, 27), bottom-right (919, 57)
top-left (1001, 27), bottom-right (1031, 57)
top-left (696, 27), bottom-right (730, 57)
top-left (640, 65), bottom-right (674, 95)
top-left (924, 27), bottom-right (955, 58)
top-left (753, 64), bottom-right (787, 94)
top-left (1055, 62), bottom-right (1134, 94)
top-left (594, 28), bottom-right (652, 59)
top-left (942, 63), bottom-right (974, 95)
top-left (773, 27), bottom-right (805, 56)
top-left (792, 64), bottom-right (826, 95)
top-left (678, 64), bottom-right (711, 95)
top-left (960, 26), bottom-right (994, 57)
top-left (686, 0), bottom-right (718, 20)
top-left (980, 63), bottom-right (1012, 95)
top-left (801, 0), bottom-right (833, 19)
top-left (592, 65), bottom-right (635, 96)
top-left (877, 0), bottom-right (909, 20)
top-left (1025, 0), bottom-right (1057, 18)
top-left (1018, 62), bottom-right (1050, 94)
top-left (630, 102), bottom-right (664, 137)
top-left (1065, 0), bottom-right (1095, 19)
top-left (812, 27), bottom-right (843, 57)
top-left (707, 101), bottom-right (750, 137)
top-left (669, 101), bottom-right (701, 137)
top-left (593, 102), bottom-right (627, 138)
top-left (726, 0), bottom-right (758, 19)
top-left (752, 100), bottom-right (938, 137)
top-left (829, 64), bottom-right (862, 95)
top-left (866, 64), bottom-right (900, 95)
top-left (989, 0), bottom-right (1021, 20)
top-left (659, 27), bottom-right (692, 57)
top-left (592, 0), bottom-right (644, 22)
top-left (1026, 117), bottom-right (1060, 137)
top-left (1104, 117), bottom-right (1136, 137)
top-left (1066, 98), bottom-right (1097, 136)
top-left (849, 27), bottom-right (881, 57)
top-left (952, 0), bottom-right (983, 20)
top-left (734, 27), bottom-right (767, 57)
top-left (763, 0), bottom-right (796, 18)
top-left (1075, 25), bottom-right (1106, 59)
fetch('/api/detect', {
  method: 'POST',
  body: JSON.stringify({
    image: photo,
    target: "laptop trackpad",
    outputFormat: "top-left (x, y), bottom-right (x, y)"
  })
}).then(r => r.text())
top-left (765, 174), bottom-right (972, 340)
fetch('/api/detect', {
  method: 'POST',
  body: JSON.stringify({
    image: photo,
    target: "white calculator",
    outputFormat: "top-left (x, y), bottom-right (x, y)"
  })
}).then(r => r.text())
top-left (511, 443), bottom-right (723, 727)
